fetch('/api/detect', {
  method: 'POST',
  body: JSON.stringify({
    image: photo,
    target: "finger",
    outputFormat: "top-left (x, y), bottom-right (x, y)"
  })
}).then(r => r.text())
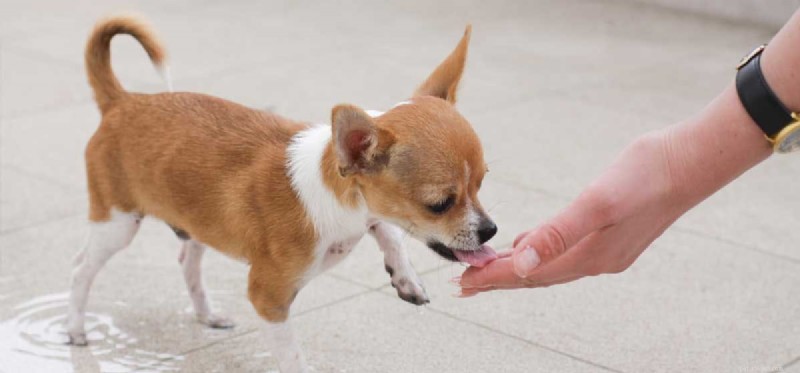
top-left (520, 189), bottom-right (616, 254)
top-left (519, 231), bottom-right (607, 285)
top-left (461, 231), bottom-right (612, 294)
top-left (457, 265), bottom-right (589, 298)
top-left (530, 273), bottom-right (585, 288)
top-left (463, 267), bottom-right (587, 297)
top-left (460, 244), bottom-right (586, 290)
top-left (460, 277), bottom-right (548, 296)
top-left (458, 257), bottom-right (518, 289)
top-left (513, 229), bottom-right (533, 248)
top-left (512, 192), bottom-right (614, 277)
top-left (458, 255), bottom-right (578, 291)
top-left (496, 249), bottom-right (513, 259)
top-left (457, 286), bottom-right (491, 297)
top-left (509, 271), bottom-right (588, 290)
top-left (459, 281), bottom-right (533, 296)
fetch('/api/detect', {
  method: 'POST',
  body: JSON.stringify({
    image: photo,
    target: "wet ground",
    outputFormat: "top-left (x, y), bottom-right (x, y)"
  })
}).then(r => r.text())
top-left (1, 0), bottom-right (799, 372)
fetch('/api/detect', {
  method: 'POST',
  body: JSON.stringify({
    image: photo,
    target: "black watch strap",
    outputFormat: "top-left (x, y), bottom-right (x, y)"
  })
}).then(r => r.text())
top-left (736, 46), bottom-right (793, 138)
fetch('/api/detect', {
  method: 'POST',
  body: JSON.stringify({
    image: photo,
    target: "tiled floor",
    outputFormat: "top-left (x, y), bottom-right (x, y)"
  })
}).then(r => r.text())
top-left (0, 0), bottom-right (798, 372)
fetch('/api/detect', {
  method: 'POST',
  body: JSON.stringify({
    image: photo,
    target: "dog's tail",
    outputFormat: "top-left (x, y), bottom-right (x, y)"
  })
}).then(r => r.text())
top-left (85, 14), bottom-right (171, 113)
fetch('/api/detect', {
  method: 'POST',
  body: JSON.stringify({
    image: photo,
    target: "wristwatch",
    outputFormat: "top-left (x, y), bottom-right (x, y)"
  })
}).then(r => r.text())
top-left (736, 44), bottom-right (800, 153)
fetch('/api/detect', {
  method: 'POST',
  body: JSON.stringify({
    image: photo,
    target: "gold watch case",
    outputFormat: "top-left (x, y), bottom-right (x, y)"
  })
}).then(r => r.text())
top-left (772, 113), bottom-right (800, 153)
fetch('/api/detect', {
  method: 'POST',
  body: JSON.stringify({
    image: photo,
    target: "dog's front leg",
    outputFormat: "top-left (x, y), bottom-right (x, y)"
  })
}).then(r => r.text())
top-left (370, 221), bottom-right (429, 305)
top-left (262, 319), bottom-right (305, 372)
top-left (248, 263), bottom-right (307, 373)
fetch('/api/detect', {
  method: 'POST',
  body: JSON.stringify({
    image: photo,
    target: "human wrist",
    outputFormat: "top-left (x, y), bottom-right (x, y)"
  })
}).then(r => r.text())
top-left (665, 86), bottom-right (771, 205)
top-left (760, 11), bottom-right (800, 114)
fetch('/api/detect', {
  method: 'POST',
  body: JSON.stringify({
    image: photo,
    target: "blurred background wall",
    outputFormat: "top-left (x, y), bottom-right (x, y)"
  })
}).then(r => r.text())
top-left (628, 0), bottom-right (800, 29)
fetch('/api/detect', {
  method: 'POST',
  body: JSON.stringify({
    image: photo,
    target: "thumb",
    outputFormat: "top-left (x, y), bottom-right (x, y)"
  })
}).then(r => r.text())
top-left (511, 192), bottom-right (611, 278)
top-left (512, 233), bottom-right (541, 278)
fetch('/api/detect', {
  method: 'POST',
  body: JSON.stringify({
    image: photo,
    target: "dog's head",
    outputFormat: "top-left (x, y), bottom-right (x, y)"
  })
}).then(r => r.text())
top-left (330, 26), bottom-right (497, 266)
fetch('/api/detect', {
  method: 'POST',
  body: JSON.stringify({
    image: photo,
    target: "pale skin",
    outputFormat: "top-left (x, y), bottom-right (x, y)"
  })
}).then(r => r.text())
top-left (457, 9), bottom-right (800, 295)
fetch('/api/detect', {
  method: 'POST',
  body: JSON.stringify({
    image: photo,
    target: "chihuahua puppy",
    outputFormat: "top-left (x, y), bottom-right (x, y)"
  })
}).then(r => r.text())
top-left (67, 15), bottom-right (497, 372)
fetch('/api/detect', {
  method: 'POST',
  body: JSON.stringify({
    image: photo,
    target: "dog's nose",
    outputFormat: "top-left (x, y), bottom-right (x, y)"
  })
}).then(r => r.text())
top-left (477, 221), bottom-right (497, 244)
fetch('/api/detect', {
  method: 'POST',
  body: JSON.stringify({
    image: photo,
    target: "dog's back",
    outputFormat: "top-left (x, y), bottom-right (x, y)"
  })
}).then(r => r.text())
top-left (84, 15), bottom-right (311, 259)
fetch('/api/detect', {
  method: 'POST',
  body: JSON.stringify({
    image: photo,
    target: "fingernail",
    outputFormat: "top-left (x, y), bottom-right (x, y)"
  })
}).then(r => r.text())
top-left (513, 245), bottom-right (540, 278)
top-left (453, 290), bottom-right (475, 298)
top-left (449, 276), bottom-right (462, 285)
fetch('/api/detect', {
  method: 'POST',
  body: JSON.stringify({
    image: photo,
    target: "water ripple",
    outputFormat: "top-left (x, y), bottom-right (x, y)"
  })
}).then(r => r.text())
top-left (0, 292), bottom-right (183, 372)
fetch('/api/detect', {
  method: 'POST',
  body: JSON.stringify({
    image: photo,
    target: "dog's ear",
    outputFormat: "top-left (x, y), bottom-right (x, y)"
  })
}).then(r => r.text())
top-left (413, 25), bottom-right (471, 104)
top-left (331, 104), bottom-right (393, 176)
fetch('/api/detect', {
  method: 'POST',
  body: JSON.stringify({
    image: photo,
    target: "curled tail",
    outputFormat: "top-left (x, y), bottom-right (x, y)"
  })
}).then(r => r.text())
top-left (85, 14), bottom-right (168, 112)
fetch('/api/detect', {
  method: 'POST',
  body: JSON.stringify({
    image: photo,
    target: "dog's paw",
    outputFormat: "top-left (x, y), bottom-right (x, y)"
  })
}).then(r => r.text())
top-left (391, 275), bottom-right (430, 306)
top-left (198, 313), bottom-right (235, 329)
top-left (67, 331), bottom-right (88, 346)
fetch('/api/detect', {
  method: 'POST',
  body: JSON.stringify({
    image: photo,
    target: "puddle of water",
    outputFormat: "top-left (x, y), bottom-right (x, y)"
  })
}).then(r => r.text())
top-left (0, 292), bottom-right (184, 372)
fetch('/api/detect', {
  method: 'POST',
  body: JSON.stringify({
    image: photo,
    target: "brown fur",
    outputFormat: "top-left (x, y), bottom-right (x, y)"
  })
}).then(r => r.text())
top-left (414, 25), bottom-right (471, 104)
top-left (85, 16), bottom-right (315, 321)
top-left (85, 14), bottom-right (166, 113)
top-left (349, 98), bottom-right (488, 240)
top-left (84, 15), bottom-right (482, 324)
top-left (325, 25), bottom-right (488, 242)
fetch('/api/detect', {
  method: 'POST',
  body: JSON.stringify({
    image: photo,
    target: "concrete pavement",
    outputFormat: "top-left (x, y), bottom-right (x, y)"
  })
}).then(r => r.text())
top-left (1, 0), bottom-right (798, 372)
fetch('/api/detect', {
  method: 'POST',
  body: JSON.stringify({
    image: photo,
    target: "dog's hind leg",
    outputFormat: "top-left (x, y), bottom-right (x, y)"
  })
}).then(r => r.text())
top-left (67, 209), bottom-right (141, 345)
top-left (178, 238), bottom-right (234, 329)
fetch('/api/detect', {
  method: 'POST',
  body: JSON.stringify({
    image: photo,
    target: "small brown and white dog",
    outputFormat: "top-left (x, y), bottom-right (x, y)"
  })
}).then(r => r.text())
top-left (67, 14), bottom-right (497, 372)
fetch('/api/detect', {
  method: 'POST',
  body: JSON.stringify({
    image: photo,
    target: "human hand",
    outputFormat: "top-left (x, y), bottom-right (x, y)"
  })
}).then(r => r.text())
top-left (457, 131), bottom-right (699, 296)
top-left (452, 6), bottom-right (800, 295)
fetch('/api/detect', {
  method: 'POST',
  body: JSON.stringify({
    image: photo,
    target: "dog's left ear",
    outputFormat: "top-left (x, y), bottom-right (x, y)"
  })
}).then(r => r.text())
top-left (413, 25), bottom-right (471, 104)
top-left (331, 104), bottom-right (393, 176)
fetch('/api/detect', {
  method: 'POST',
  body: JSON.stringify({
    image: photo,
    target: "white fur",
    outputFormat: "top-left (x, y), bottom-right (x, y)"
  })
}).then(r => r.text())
top-left (365, 109), bottom-right (384, 118)
top-left (67, 208), bottom-right (141, 345)
top-left (286, 121), bottom-right (428, 307)
top-left (263, 321), bottom-right (308, 373)
top-left (67, 102), bottom-right (427, 372)
top-left (261, 126), bottom-right (356, 373)
top-left (366, 100), bottom-right (411, 119)
top-left (157, 65), bottom-right (173, 92)
top-left (67, 209), bottom-right (233, 346)
top-left (179, 240), bottom-right (233, 328)
top-left (371, 222), bottom-right (428, 304)
top-left (242, 104), bottom-right (428, 370)
top-left (286, 125), bottom-right (370, 282)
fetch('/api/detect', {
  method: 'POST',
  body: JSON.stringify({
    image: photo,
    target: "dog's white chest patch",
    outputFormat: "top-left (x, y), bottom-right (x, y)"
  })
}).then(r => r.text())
top-left (319, 235), bottom-right (363, 272)
top-left (287, 125), bottom-right (370, 281)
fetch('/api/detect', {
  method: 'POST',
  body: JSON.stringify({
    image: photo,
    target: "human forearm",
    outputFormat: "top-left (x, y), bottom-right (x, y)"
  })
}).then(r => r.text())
top-left (458, 8), bottom-right (800, 294)
top-left (665, 9), bottom-right (800, 206)
top-left (665, 85), bottom-right (771, 206)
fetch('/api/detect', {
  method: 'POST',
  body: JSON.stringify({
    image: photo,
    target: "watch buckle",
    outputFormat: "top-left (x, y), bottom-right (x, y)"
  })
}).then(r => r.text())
top-left (736, 44), bottom-right (766, 70)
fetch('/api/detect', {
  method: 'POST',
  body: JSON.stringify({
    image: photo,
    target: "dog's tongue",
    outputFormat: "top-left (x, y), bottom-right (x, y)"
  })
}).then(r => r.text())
top-left (453, 244), bottom-right (497, 268)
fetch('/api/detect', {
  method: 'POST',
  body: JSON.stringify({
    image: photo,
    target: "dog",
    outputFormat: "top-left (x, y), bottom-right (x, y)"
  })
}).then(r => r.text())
top-left (67, 14), bottom-right (497, 372)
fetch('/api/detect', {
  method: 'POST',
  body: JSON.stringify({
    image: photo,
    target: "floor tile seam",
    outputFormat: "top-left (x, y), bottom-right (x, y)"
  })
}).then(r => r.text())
top-left (0, 211), bottom-right (83, 236)
top-left (136, 287), bottom-right (375, 371)
top-left (371, 288), bottom-right (626, 373)
top-left (1, 162), bottom-right (87, 193)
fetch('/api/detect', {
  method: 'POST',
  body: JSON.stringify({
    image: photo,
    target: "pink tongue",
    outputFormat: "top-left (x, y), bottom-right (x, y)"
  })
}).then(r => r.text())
top-left (453, 244), bottom-right (498, 268)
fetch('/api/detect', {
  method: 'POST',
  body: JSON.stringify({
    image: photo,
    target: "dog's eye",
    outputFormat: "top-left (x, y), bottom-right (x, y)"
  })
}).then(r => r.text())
top-left (426, 195), bottom-right (455, 214)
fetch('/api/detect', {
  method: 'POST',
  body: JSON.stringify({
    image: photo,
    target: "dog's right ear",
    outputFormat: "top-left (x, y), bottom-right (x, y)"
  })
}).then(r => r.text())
top-left (331, 104), bottom-right (393, 176)
top-left (413, 25), bottom-right (471, 104)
